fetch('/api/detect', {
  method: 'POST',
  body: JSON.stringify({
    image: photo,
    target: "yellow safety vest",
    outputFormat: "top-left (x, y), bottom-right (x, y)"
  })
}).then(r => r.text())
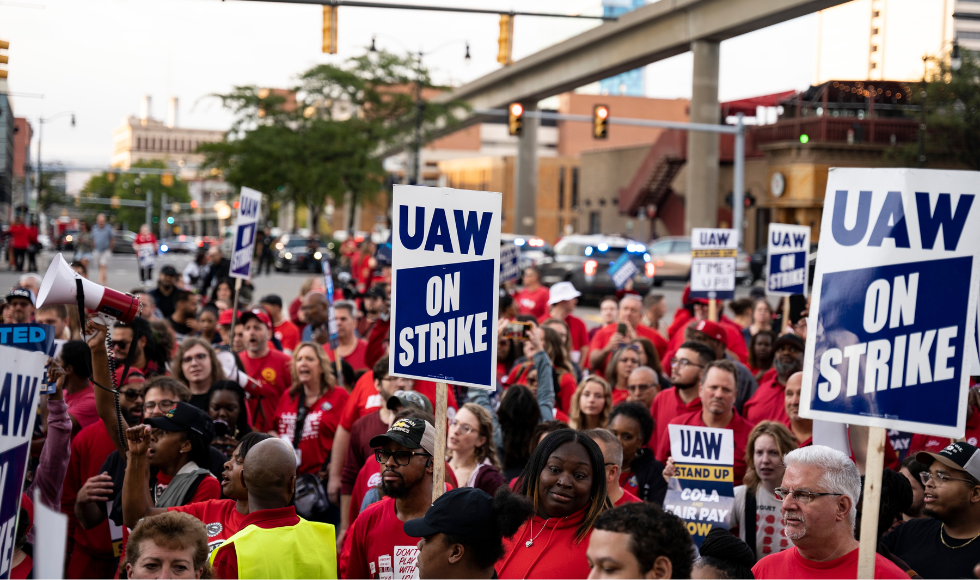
top-left (209, 518), bottom-right (337, 579)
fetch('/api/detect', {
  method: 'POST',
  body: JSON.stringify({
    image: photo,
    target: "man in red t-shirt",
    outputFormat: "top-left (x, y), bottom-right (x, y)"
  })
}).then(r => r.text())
top-left (659, 359), bottom-right (754, 485)
top-left (752, 445), bottom-right (907, 579)
top-left (589, 294), bottom-right (667, 376)
top-left (650, 342), bottom-right (714, 455)
top-left (323, 301), bottom-right (368, 372)
top-left (341, 417), bottom-right (437, 579)
top-left (238, 309), bottom-right (293, 433)
top-left (513, 267), bottom-right (550, 320)
top-left (540, 281), bottom-right (590, 367)
top-left (742, 334), bottom-right (804, 425)
top-left (260, 295), bottom-right (300, 355)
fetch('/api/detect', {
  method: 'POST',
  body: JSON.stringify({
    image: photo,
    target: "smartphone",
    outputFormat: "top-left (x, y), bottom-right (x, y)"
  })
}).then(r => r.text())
top-left (505, 321), bottom-right (532, 341)
top-left (617, 322), bottom-right (628, 336)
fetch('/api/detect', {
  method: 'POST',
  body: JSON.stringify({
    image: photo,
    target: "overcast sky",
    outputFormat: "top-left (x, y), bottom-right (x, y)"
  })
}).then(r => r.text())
top-left (4, 0), bottom-right (819, 167)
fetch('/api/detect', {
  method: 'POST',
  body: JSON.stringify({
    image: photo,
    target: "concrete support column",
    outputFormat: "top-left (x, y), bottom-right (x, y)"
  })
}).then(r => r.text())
top-left (514, 101), bottom-right (539, 235)
top-left (685, 40), bottom-right (721, 234)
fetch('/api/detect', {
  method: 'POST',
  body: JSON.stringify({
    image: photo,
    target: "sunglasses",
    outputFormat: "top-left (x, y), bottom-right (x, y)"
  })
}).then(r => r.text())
top-left (113, 340), bottom-right (131, 350)
top-left (120, 389), bottom-right (143, 402)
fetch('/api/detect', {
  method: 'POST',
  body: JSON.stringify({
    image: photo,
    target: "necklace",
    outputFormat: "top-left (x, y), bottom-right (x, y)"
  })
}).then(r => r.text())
top-left (940, 524), bottom-right (980, 549)
top-left (525, 518), bottom-right (551, 548)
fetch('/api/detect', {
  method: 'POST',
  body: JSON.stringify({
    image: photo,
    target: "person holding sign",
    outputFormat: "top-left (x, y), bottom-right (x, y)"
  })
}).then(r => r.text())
top-left (133, 224), bottom-right (159, 287)
top-left (657, 360), bottom-right (753, 485)
top-left (588, 295), bottom-right (667, 376)
top-left (752, 446), bottom-right (906, 579)
top-left (497, 430), bottom-right (608, 579)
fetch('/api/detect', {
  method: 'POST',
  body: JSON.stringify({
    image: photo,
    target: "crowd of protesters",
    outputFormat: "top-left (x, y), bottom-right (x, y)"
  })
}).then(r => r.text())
top-left (0, 242), bottom-right (978, 580)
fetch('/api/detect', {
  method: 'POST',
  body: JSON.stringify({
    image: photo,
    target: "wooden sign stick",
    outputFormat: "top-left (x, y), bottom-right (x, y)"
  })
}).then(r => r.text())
top-left (783, 296), bottom-right (791, 334)
top-left (708, 298), bottom-right (718, 323)
top-left (432, 381), bottom-right (448, 502)
top-left (856, 426), bottom-right (886, 579)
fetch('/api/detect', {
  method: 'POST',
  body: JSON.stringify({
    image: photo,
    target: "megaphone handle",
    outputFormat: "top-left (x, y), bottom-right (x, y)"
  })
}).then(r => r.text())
top-left (74, 278), bottom-right (87, 339)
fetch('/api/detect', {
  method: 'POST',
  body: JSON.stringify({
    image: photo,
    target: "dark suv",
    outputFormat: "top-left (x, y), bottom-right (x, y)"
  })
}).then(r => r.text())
top-left (536, 235), bottom-right (654, 300)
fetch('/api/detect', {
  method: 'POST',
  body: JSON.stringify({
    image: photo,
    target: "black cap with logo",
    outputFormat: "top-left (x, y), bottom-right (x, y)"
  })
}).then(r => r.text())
top-left (916, 441), bottom-right (980, 482)
top-left (404, 487), bottom-right (496, 539)
top-left (145, 402), bottom-right (216, 444)
top-left (369, 417), bottom-right (435, 455)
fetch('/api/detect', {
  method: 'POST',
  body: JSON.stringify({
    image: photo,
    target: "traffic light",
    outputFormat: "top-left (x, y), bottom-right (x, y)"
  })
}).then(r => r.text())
top-left (161, 173), bottom-right (174, 187)
top-left (0, 39), bottom-right (9, 79)
top-left (322, 6), bottom-right (338, 54)
top-left (593, 104), bottom-right (609, 139)
top-left (497, 14), bottom-right (514, 65)
top-left (167, 216), bottom-right (175, 225)
top-left (508, 103), bottom-right (524, 137)
top-left (744, 192), bottom-right (756, 208)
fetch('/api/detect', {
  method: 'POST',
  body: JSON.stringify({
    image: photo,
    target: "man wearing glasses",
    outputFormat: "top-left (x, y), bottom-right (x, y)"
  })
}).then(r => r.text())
top-left (649, 341), bottom-right (716, 454)
top-left (341, 417), bottom-right (437, 579)
top-left (753, 445), bottom-right (907, 579)
top-left (881, 442), bottom-right (980, 578)
top-left (625, 366), bottom-right (659, 409)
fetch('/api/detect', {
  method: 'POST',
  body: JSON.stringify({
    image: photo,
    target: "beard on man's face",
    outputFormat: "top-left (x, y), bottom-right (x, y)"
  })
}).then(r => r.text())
top-left (381, 472), bottom-right (411, 499)
top-left (774, 356), bottom-right (802, 377)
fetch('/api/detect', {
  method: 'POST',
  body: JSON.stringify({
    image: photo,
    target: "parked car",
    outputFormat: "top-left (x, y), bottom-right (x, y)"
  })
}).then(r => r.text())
top-left (274, 235), bottom-right (333, 273)
top-left (499, 233), bottom-right (554, 269)
top-left (646, 236), bottom-right (752, 286)
top-left (536, 234), bottom-right (654, 300)
top-left (113, 230), bottom-right (137, 254)
top-left (159, 236), bottom-right (196, 254)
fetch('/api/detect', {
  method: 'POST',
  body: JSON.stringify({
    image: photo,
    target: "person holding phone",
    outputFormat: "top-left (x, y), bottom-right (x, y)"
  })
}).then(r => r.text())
top-left (587, 295), bottom-right (667, 378)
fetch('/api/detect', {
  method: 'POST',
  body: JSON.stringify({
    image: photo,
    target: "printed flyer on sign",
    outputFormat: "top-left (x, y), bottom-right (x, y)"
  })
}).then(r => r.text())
top-left (389, 185), bottom-right (502, 390)
top-left (801, 168), bottom-right (980, 438)
top-left (662, 424), bottom-right (735, 548)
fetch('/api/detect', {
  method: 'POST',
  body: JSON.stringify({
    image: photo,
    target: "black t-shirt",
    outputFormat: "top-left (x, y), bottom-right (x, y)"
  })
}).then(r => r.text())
top-left (189, 392), bottom-right (210, 414)
top-left (168, 317), bottom-right (193, 341)
top-left (150, 287), bottom-right (176, 319)
top-left (630, 448), bottom-right (668, 506)
top-left (882, 517), bottom-right (980, 578)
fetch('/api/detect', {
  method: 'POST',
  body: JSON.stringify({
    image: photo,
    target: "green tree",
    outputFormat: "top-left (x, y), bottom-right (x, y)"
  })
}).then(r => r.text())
top-left (198, 50), bottom-right (467, 232)
top-left (36, 164), bottom-right (70, 215)
top-left (79, 160), bottom-right (191, 231)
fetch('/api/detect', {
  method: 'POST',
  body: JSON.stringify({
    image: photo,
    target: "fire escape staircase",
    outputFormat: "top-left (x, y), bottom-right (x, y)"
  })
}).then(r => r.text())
top-left (618, 130), bottom-right (687, 216)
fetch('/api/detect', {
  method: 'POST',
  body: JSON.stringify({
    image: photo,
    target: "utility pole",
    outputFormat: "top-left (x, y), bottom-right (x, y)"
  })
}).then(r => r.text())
top-left (412, 51), bottom-right (423, 185)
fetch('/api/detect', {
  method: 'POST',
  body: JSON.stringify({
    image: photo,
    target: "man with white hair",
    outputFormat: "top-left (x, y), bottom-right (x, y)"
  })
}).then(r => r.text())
top-left (18, 273), bottom-right (42, 297)
top-left (588, 294), bottom-right (667, 376)
top-left (752, 445), bottom-right (907, 579)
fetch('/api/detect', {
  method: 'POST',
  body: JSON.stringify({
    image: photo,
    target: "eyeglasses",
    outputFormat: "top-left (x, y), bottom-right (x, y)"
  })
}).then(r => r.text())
top-left (120, 389), bottom-right (143, 402)
top-left (919, 470), bottom-right (978, 488)
top-left (143, 399), bottom-right (176, 412)
top-left (449, 419), bottom-right (476, 436)
top-left (773, 487), bottom-right (844, 504)
top-left (374, 449), bottom-right (431, 466)
top-left (671, 357), bottom-right (704, 369)
top-left (182, 352), bottom-right (208, 365)
top-left (112, 340), bottom-right (130, 350)
top-left (627, 383), bottom-right (658, 392)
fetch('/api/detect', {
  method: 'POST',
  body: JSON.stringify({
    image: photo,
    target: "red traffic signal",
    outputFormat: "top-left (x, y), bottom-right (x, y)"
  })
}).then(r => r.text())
top-left (508, 103), bottom-right (524, 136)
top-left (593, 104), bottom-right (609, 139)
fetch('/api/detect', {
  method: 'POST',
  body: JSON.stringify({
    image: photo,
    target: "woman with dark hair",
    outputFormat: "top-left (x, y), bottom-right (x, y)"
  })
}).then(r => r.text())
top-left (497, 335), bottom-right (519, 384)
top-left (497, 428), bottom-right (609, 579)
top-left (208, 380), bottom-right (252, 459)
top-left (498, 386), bottom-right (541, 480)
top-left (540, 325), bottom-right (578, 413)
top-left (693, 527), bottom-right (756, 579)
top-left (748, 330), bottom-right (776, 378)
top-left (604, 345), bottom-right (642, 405)
top-left (743, 299), bottom-right (773, 349)
top-left (528, 420), bottom-right (570, 458)
top-left (407, 487), bottom-right (535, 579)
top-left (608, 402), bottom-right (667, 505)
top-left (210, 278), bottom-right (234, 305)
top-left (197, 305), bottom-right (221, 345)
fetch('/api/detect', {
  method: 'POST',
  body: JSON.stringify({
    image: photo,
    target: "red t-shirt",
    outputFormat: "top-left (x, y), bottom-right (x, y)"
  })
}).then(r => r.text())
top-left (324, 339), bottom-right (369, 372)
top-left (752, 546), bottom-right (907, 579)
top-left (514, 286), bottom-right (550, 320)
top-left (341, 496), bottom-right (424, 580)
top-left (496, 508), bottom-right (592, 579)
top-left (540, 312), bottom-right (591, 355)
top-left (649, 387), bottom-right (702, 457)
top-left (742, 368), bottom-right (790, 427)
top-left (342, 411), bottom-right (388, 495)
top-left (65, 387), bottom-right (101, 431)
top-left (63, 422), bottom-right (119, 560)
top-left (9, 224), bottom-right (29, 249)
top-left (168, 499), bottom-right (247, 556)
top-left (239, 349), bottom-right (294, 433)
top-left (273, 319), bottom-right (301, 353)
top-left (556, 372), bottom-right (577, 414)
top-left (135, 233), bottom-right (157, 245)
top-left (274, 387), bottom-right (349, 475)
top-left (348, 457), bottom-right (459, 529)
top-left (338, 371), bottom-right (457, 431)
top-left (588, 323), bottom-right (668, 373)
top-left (614, 489), bottom-right (641, 506)
top-left (211, 506), bottom-right (302, 580)
top-left (909, 406), bottom-right (980, 453)
top-left (657, 409), bottom-right (755, 486)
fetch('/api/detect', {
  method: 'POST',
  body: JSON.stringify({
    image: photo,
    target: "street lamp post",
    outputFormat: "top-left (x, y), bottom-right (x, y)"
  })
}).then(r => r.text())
top-left (34, 111), bottom-right (76, 214)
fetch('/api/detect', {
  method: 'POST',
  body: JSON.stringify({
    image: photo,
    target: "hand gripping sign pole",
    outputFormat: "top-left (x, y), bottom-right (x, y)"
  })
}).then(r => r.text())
top-left (388, 185), bottom-right (502, 501)
top-left (801, 168), bottom-right (980, 578)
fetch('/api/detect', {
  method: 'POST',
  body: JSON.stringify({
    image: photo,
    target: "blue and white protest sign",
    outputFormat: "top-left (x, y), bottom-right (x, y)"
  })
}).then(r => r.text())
top-left (0, 324), bottom-right (56, 394)
top-left (690, 228), bottom-right (737, 300)
top-left (500, 243), bottom-right (520, 284)
top-left (0, 345), bottom-right (47, 580)
top-left (766, 224), bottom-right (811, 297)
top-left (390, 185), bottom-right (501, 390)
top-left (663, 424), bottom-right (735, 548)
top-left (230, 187), bottom-right (263, 280)
top-left (375, 233), bottom-right (393, 267)
top-left (320, 258), bottom-right (339, 350)
top-left (801, 168), bottom-right (980, 438)
top-left (609, 253), bottom-right (639, 290)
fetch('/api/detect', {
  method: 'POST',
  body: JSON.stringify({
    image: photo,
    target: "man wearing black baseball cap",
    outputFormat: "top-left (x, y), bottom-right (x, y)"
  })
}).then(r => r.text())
top-left (342, 417), bottom-right (437, 579)
top-left (882, 441), bottom-right (980, 578)
top-left (405, 487), bottom-right (533, 579)
top-left (150, 265), bottom-right (180, 319)
top-left (742, 333), bottom-right (805, 424)
top-left (5, 287), bottom-right (35, 323)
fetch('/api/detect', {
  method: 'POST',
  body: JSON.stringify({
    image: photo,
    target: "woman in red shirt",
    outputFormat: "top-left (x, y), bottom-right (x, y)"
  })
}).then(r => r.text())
top-left (8, 216), bottom-right (29, 272)
top-left (133, 224), bottom-right (158, 286)
top-left (274, 342), bottom-right (349, 477)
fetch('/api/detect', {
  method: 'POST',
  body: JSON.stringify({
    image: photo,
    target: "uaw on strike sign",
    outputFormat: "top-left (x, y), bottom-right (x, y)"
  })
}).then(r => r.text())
top-left (767, 223), bottom-right (811, 297)
top-left (802, 168), bottom-right (980, 438)
top-left (230, 187), bottom-right (263, 280)
top-left (390, 185), bottom-right (501, 390)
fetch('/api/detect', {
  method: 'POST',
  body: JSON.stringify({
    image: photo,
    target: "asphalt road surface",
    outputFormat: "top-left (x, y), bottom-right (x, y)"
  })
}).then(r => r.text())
top-left (1, 251), bottom-right (763, 331)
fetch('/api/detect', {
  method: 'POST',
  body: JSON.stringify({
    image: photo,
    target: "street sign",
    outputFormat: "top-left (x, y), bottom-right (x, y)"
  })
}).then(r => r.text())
top-left (229, 187), bottom-right (263, 280)
top-left (609, 253), bottom-right (639, 290)
top-left (500, 243), bottom-right (520, 283)
top-left (389, 185), bottom-right (501, 390)
top-left (801, 168), bottom-right (980, 438)
top-left (663, 424), bottom-right (735, 548)
top-left (766, 223), bottom-right (811, 297)
top-left (690, 227), bottom-right (737, 300)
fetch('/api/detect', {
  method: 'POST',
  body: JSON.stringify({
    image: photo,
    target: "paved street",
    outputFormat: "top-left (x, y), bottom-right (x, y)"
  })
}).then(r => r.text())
top-left (0, 250), bottom-right (762, 331)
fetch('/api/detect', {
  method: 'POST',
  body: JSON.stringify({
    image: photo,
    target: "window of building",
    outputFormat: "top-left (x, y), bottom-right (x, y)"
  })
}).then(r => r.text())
top-left (136, 137), bottom-right (141, 150)
top-left (571, 167), bottom-right (580, 209)
top-left (871, 45), bottom-right (878, 52)
top-left (872, 27), bottom-right (879, 35)
top-left (873, 10), bottom-right (880, 17)
top-left (588, 211), bottom-right (600, 234)
top-left (558, 166), bottom-right (566, 210)
top-left (871, 62), bottom-right (877, 69)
